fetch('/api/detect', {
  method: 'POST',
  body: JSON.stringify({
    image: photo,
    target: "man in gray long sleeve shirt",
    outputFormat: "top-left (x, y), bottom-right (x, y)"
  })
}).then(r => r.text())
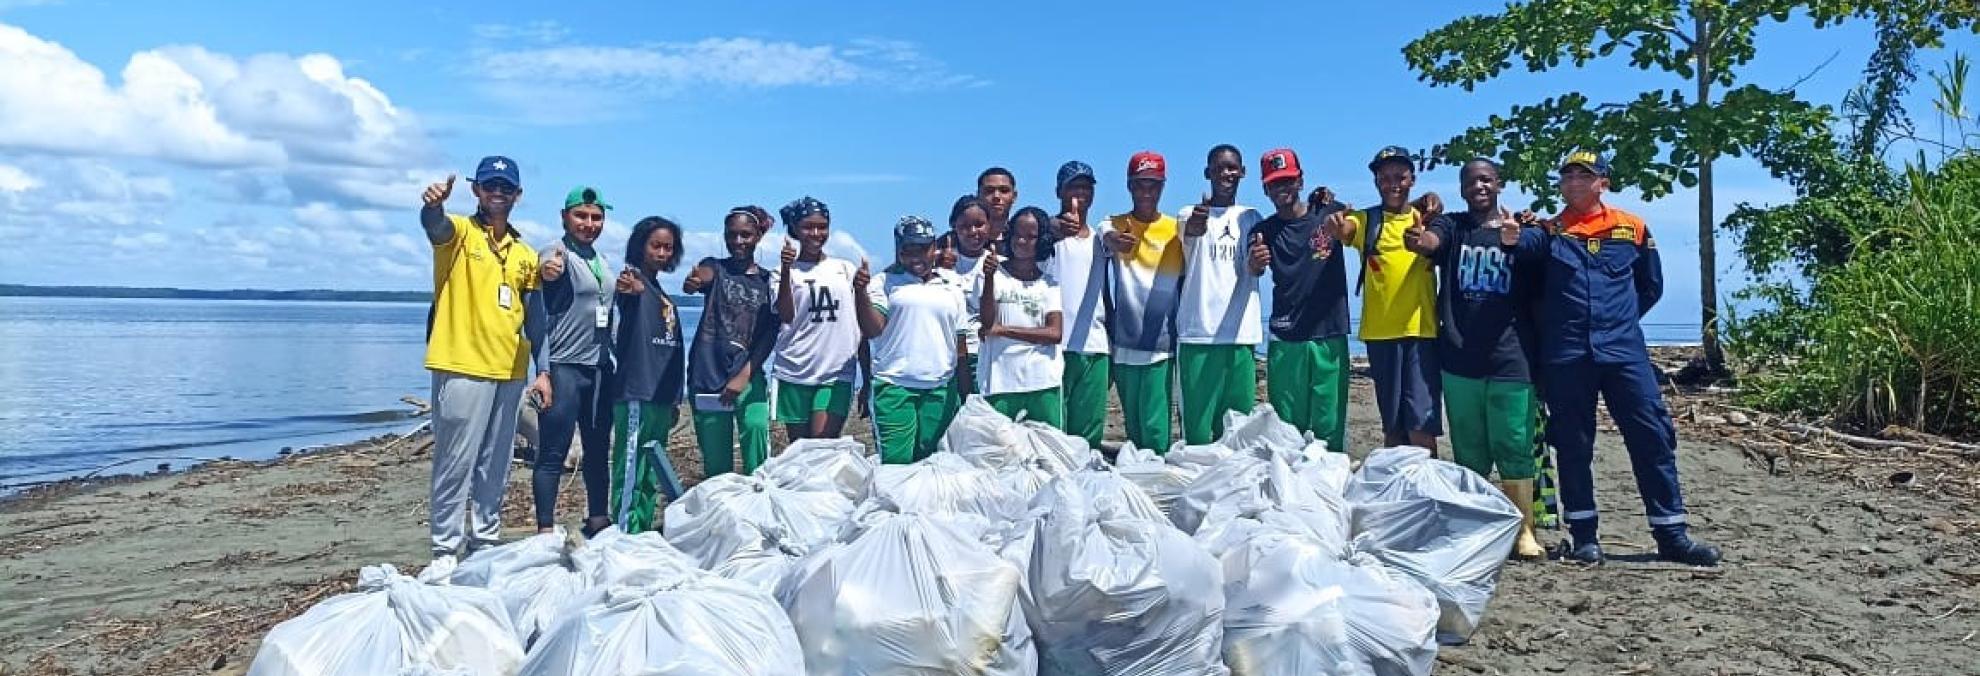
top-left (528, 185), bottom-right (619, 536)
top-left (417, 155), bottom-right (549, 567)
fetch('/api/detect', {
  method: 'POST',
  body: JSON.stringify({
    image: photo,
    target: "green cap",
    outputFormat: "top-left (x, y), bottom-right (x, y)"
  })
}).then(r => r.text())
top-left (563, 186), bottom-right (612, 211)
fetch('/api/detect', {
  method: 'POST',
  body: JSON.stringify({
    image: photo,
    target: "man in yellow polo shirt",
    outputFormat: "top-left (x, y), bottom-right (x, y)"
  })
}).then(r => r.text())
top-left (1327, 145), bottom-right (1442, 453)
top-left (417, 155), bottom-right (547, 567)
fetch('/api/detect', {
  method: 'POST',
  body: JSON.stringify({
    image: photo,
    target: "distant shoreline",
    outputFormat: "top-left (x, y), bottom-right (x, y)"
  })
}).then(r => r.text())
top-left (0, 284), bottom-right (706, 306)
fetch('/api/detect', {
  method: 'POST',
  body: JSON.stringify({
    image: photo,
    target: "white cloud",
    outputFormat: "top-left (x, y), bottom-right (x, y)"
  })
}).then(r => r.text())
top-left (0, 22), bottom-right (433, 175)
top-left (470, 32), bottom-right (985, 122)
top-left (471, 21), bottom-right (569, 44)
top-left (0, 163), bottom-right (37, 192)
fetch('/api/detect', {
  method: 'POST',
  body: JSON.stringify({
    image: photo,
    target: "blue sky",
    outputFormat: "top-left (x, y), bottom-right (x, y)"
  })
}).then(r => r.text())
top-left (0, 0), bottom-right (1969, 329)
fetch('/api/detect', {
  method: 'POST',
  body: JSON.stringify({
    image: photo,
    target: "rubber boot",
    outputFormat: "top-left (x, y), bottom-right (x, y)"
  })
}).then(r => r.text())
top-left (1499, 479), bottom-right (1547, 560)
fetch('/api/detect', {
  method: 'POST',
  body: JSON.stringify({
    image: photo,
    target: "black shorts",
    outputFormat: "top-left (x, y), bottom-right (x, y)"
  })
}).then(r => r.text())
top-left (1367, 338), bottom-right (1443, 437)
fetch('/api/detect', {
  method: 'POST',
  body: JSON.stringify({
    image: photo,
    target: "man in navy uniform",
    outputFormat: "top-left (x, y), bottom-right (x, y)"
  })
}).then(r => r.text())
top-left (1535, 150), bottom-right (1721, 566)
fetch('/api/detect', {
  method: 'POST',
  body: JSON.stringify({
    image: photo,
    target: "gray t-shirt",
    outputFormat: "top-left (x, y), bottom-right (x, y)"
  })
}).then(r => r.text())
top-left (535, 240), bottom-right (613, 368)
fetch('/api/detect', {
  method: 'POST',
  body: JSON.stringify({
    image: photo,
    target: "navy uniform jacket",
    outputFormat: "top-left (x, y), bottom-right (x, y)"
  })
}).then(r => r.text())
top-left (1535, 205), bottom-right (1663, 365)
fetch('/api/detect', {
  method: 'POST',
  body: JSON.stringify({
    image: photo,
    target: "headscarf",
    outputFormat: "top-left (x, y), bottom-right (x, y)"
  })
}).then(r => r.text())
top-left (780, 196), bottom-right (829, 229)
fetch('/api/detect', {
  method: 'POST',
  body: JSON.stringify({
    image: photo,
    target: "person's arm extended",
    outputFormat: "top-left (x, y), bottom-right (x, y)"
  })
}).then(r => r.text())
top-left (418, 175), bottom-right (456, 245)
top-left (527, 290), bottom-right (550, 375)
top-left (856, 275), bottom-right (887, 340)
top-left (998, 311), bottom-right (1062, 346)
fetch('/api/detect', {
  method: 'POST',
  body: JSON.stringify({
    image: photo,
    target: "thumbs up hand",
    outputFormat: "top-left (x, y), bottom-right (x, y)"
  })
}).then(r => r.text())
top-left (1402, 210), bottom-right (1441, 255)
top-left (1248, 231), bottom-right (1271, 274)
top-left (779, 237), bottom-right (797, 269)
top-left (422, 174), bottom-right (455, 208)
top-left (1498, 207), bottom-right (1522, 247)
top-left (615, 267), bottom-right (645, 295)
top-left (853, 257), bottom-right (872, 291)
top-left (540, 246), bottom-right (566, 282)
top-left (982, 245), bottom-right (1000, 276)
top-left (1184, 193), bottom-right (1212, 236)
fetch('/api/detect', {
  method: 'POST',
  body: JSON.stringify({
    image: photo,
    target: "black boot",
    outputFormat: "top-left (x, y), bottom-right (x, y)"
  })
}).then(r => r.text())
top-left (1656, 534), bottom-right (1723, 566)
top-left (1566, 539), bottom-right (1605, 564)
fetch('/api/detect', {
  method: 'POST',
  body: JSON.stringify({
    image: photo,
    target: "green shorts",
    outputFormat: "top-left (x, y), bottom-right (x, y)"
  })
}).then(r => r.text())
top-left (1061, 352), bottom-right (1111, 449)
top-left (1177, 343), bottom-right (1258, 445)
top-left (871, 380), bottom-right (958, 464)
top-left (1266, 338), bottom-right (1350, 454)
top-left (773, 379), bottom-right (853, 425)
top-left (987, 387), bottom-right (1064, 429)
top-left (1441, 372), bottom-right (1537, 479)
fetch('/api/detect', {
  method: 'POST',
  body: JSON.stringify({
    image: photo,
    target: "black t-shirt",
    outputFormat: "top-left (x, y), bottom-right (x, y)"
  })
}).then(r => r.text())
top-left (1426, 212), bottom-right (1539, 382)
top-left (1256, 205), bottom-right (1351, 341)
top-left (687, 256), bottom-right (775, 395)
top-left (611, 276), bottom-right (685, 404)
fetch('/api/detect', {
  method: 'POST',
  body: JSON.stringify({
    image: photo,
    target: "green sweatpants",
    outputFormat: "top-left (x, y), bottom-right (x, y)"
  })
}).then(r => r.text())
top-left (690, 373), bottom-right (770, 478)
top-left (610, 401), bottom-right (680, 533)
top-left (1442, 372), bottom-right (1538, 480)
top-left (1177, 344), bottom-right (1258, 445)
top-left (988, 387), bottom-right (1064, 429)
top-left (1061, 352), bottom-right (1111, 449)
top-left (871, 380), bottom-right (958, 464)
top-left (1266, 338), bottom-right (1350, 454)
top-left (1114, 360), bottom-right (1173, 453)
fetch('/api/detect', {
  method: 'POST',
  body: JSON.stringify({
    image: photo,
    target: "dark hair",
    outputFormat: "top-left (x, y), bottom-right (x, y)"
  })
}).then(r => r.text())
top-left (626, 216), bottom-right (684, 273)
top-left (1207, 144), bottom-right (1243, 165)
top-left (949, 194), bottom-right (989, 226)
top-left (726, 205), bottom-right (772, 233)
top-left (976, 166), bottom-right (1015, 188)
top-left (1459, 157), bottom-right (1503, 182)
top-left (1000, 206), bottom-right (1056, 262)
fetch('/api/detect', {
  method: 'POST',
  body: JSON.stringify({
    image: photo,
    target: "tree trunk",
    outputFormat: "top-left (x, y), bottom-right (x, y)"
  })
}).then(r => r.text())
top-left (1695, 12), bottom-right (1725, 372)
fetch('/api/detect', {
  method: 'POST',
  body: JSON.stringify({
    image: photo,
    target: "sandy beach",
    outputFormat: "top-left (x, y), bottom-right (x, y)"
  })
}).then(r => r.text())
top-left (4, 351), bottom-right (1978, 675)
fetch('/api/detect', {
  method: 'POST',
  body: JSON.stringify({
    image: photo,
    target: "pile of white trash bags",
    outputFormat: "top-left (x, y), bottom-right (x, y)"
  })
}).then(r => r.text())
top-left (248, 396), bottom-right (1521, 675)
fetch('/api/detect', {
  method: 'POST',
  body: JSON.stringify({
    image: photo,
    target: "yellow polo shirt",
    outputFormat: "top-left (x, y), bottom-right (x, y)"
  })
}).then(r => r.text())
top-left (1345, 207), bottom-right (1437, 340)
top-left (424, 214), bottom-right (541, 380)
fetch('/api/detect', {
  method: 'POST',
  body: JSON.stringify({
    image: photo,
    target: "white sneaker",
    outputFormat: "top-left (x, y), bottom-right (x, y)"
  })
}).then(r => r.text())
top-left (417, 554), bottom-right (458, 583)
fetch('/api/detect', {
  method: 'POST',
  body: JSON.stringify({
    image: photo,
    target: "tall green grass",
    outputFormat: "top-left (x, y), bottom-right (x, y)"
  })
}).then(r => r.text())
top-left (1727, 154), bottom-right (1980, 435)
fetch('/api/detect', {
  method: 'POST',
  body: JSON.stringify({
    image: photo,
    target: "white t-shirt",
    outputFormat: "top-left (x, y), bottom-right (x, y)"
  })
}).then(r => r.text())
top-left (954, 252), bottom-right (985, 355)
top-left (1178, 204), bottom-right (1265, 345)
top-left (1048, 223), bottom-right (1111, 355)
top-left (768, 258), bottom-right (862, 386)
top-left (867, 268), bottom-right (968, 390)
top-left (980, 269), bottom-right (1063, 395)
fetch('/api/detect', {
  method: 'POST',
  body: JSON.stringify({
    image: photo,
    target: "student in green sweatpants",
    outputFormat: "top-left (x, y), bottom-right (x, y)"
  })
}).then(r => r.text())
top-left (682, 206), bottom-right (777, 477)
top-left (1047, 160), bottom-right (1112, 448)
top-left (859, 213), bottom-right (973, 464)
top-left (608, 216), bottom-right (689, 533)
top-left (1405, 158), bottom-right (1546, 559)
top-left (1176, 145), bottom-right (1269, 444)
top-left (1104, 151), bottom-right (1183, 452)
top-left (980, 207), bottom-right (1066, 428)
top-left (1252, 148), bottom-right (1353, 453)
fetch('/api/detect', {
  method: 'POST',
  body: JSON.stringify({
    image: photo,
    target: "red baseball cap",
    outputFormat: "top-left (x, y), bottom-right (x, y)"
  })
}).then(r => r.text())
top-left (1260, 148), bottom-right (1302, 184)
top-left (1127, 151), bottom-right (1166, 181)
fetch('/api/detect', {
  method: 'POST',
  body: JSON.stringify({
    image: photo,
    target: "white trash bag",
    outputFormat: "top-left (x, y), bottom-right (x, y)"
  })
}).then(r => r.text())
top-left (248, 564), bottom-right (524, 676)
top-left (447, 528), bottom-right (589, 649)
top-left (1112, 442), bottom-right (1197, 520)
top-left (663, 472), bottom-right (854, 568)
top-left (1345, 446), bottom-right (1433, 503)
top-left (757, 437), bottom-right (875, 502)
top-left (867, 451), bottom-right (1029, 524)
top-left (1216, 406), bottom-right (1309, 457)
top-left (1350, 457), bottom-right (1520, 644)
top-left (1221, 533), bottom-right (1439, 676)
top-left (578, 527), bottom-right (699, 588)
top-left (782, 513), bottom-right (1033, 674)
top-left (1025, 477), bottom-right (1229, 676)
top-left (521, 568), bottom-right (805, 676)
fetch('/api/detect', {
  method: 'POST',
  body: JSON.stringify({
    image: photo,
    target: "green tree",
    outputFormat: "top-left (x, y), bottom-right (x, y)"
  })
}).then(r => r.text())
top-left (1402, 0), bottom-right (1977, 371)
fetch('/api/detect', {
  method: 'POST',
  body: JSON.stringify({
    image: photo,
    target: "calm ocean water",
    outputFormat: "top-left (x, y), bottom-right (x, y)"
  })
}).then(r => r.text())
top-left (0, 296), bottom-right (1693, 489)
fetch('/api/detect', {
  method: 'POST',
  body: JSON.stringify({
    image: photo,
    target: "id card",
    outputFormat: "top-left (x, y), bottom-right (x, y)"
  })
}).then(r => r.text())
top-left (594, 304), bottom-right (610, 328)
top-left (693, 393), bottom-right (734, 413)
top-left (497, 284), bottom-right (514, 310)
